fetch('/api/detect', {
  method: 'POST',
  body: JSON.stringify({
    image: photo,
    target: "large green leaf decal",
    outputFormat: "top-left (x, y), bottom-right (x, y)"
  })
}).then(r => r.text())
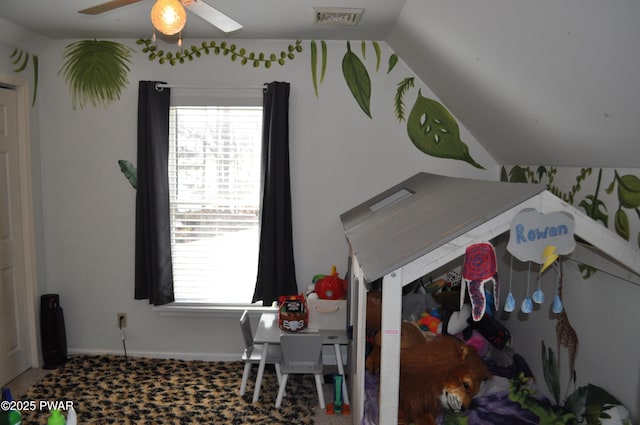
top-left (342, 41), bottom-right (372, 118)
top-left (59, 40), bottom-right (133, 110)
top-left (407, 90), bottom-right (484, 169)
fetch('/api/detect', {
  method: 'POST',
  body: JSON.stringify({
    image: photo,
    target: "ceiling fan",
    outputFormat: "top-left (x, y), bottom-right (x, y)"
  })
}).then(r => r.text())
top-left (78, 0), bottom-right (243, 34)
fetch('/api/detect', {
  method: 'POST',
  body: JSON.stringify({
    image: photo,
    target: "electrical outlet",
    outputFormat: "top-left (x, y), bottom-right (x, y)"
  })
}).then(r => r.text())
top-left (117, 313), bottom-right (127, 328)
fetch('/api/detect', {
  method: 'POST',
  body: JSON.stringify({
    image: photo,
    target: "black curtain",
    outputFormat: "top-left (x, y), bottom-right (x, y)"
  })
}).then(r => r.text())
top-left (134, 81), bottom-right (175, 306)
top-left (253, 82), bottom-right (298, 305)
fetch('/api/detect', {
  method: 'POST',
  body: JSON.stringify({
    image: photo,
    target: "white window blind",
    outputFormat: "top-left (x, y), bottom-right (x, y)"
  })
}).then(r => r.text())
top-left (168, 105), bottom-right (263, 303)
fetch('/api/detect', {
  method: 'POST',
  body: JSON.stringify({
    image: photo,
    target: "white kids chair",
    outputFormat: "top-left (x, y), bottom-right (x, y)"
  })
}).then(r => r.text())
top-left (239, 310), bottom-right (282, 396)
top-left (275, 332), bottom-right (325, 409)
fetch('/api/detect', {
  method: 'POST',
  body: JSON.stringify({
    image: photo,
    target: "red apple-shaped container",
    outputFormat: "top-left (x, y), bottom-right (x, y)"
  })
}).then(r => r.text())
top-left (314, 267), bottom-right (347, 300)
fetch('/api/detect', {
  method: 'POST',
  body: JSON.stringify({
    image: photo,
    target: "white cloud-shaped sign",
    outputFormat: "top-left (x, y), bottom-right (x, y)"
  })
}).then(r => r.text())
top-left (507, 209), bottom-right (575, 268)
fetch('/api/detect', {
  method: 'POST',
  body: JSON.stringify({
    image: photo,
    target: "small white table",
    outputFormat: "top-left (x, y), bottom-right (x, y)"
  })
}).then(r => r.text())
top-left (252, 312), bottom-right (350, 405)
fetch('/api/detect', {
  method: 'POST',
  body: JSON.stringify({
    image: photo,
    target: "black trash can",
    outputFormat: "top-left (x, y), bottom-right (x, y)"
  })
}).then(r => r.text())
top-left (40, 294), bottom-right (68, 369)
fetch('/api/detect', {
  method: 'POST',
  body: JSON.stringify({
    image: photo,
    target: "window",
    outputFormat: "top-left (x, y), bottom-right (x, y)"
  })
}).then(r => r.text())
top-left (168, 103), bottom-right (263, 304)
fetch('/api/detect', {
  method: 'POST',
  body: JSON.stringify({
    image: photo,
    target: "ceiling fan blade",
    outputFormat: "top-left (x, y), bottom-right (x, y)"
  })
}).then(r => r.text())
top-left (183, 0), bottom-right (243, 33)
top-left (79, 0), bottom-right (144, 15)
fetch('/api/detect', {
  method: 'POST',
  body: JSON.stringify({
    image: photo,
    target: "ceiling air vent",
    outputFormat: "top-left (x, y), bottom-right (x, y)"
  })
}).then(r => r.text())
top-left (313, 8), bottom-right (363, 26)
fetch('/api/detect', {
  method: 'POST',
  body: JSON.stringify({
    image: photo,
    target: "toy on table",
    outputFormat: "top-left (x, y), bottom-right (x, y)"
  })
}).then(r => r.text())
top-left (312, 266), bottom-right (347, 300)
top-left (278, 294), bottom-right (308, 332)
top-left (326, 374), bottom-right (350, 415)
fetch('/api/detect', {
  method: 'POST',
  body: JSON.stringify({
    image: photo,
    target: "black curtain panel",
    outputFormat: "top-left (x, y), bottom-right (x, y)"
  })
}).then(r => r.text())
top-left (253, 82), bottom-right (298, 305)
top-left (135, 81), bottom-right (175, 306)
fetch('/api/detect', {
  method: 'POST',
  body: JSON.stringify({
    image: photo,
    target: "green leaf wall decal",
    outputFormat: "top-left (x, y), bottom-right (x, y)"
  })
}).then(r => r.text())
top-left (407, 90), bottom-right (484, 168)
top-left (394, 77), bottom-right (414, 122)
top-left (118, 160), bottom-right (137, 189)
top-left (578, 195), bottom-right (608, 226)
top-left (31, 55), bottom-right (39, 107)
top-left (616, 173), bottom-right (640, 209)
top-left (320, 41), bottom-right (327, 83)
top-left (541, 341), bottom-right (561, 405)
top-left (59, 40), bottom-right (133, 110)
top-left (12, 50), bottom-right (29, 72)
top-left (311, 40), bottom-right (319, 97)
top-left (615, 208), bottom-right (630, 240)
top-left (310, 40), bottom-right (328, 97)
top-left (342, 41), bottom-right (372, 118)
top-left (372, 41), bottom-right (381, 72)
top-left (388, 53), bottom-right (398, 74)
top-left (10, 48), bottom-right (39, 107)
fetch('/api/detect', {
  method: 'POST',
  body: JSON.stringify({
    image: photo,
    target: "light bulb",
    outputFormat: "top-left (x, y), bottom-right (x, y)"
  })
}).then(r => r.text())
top-left (151, 0), bottom-right (187, 36)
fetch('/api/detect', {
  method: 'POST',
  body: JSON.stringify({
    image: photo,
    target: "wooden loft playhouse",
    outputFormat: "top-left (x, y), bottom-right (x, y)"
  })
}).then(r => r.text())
top-left (340, 172), bottom-right (640, 424)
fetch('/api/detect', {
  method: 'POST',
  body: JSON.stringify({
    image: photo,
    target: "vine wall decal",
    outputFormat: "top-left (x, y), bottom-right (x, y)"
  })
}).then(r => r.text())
top-left (137, 39), bottom-right (303, 67)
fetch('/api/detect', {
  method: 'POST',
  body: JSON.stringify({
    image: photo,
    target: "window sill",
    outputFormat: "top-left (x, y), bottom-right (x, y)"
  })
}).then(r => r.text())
top-left (152, 302), bottom-right (277, 318)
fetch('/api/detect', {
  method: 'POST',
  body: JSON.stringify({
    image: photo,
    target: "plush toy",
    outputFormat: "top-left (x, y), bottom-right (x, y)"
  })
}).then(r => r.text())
top-left (416, 303), bottom-right (473, 336)
top-left (365, 324), bottom-right (490, 425)
top-left (365, 321), bottom-right (433, 375)
top-left (418, 312), bottom-right (442, 334)
top-left (398, 335), bottom-right (490, 425)
top-left (460, 242), bottom-right (500, 322)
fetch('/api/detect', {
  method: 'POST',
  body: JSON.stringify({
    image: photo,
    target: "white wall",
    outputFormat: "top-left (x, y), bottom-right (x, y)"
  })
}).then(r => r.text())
top-left (25, 37), bottom-right (497, 360)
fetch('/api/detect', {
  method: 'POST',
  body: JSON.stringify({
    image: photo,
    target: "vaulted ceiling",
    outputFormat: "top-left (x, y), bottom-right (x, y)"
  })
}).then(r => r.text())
top-left (1, 0), bottom-right (638, 168)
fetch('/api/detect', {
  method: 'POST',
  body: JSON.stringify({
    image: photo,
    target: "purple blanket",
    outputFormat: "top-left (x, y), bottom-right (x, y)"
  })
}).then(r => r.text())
top-left (438, 376), bottom-right (553, 425)
top-left (362, 352), bottom-right (553, 425)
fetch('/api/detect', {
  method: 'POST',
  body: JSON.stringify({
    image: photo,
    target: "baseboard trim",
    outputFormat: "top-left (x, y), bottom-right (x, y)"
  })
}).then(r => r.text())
top-left (67, 348), bottom-right (239, 362)
top-left (66, 347), bottom-right (342, 365)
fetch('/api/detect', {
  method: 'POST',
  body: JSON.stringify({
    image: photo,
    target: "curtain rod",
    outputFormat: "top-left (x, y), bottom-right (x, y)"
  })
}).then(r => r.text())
top-left (155, 83), bottom-right (266, 91)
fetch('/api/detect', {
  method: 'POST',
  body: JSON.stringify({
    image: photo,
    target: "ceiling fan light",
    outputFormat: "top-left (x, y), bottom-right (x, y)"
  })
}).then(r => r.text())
top-left (151, 0), bottom-right (187, 36)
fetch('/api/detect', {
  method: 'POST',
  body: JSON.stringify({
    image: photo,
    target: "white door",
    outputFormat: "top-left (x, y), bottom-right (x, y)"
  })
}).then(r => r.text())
top-left (0, 85), bottom-right (33, 385)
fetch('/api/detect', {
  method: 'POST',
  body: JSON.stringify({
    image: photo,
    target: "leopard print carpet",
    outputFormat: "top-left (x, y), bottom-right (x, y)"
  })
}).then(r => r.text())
top-left (19, 355), bottom-right (319, 424)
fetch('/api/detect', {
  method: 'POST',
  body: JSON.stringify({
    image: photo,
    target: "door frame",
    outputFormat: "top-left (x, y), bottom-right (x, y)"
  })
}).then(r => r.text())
top-left (1, 72), bottom-right (40, 371)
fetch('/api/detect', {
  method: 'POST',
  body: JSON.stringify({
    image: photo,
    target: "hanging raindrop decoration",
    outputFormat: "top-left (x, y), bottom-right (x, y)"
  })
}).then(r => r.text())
top-left (521, 262), bottom-right (533, 313)
top-left (532, 264), bottom-right (545, 304)
top-left (504, 254), bottom-right (516, 312)
top-left (551, 260), bottom-right (564, 314)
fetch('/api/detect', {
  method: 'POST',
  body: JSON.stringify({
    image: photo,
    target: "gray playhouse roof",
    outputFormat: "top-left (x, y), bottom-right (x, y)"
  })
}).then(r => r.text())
top-left (341, 172), bottom-right (640, 285)
top-left (340, 173), bottom-right (546, 283)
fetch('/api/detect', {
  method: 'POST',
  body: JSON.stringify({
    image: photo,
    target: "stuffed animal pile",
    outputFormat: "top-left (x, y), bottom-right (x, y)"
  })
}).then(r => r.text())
top-left (365, 289), bottom-right (492, 425)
